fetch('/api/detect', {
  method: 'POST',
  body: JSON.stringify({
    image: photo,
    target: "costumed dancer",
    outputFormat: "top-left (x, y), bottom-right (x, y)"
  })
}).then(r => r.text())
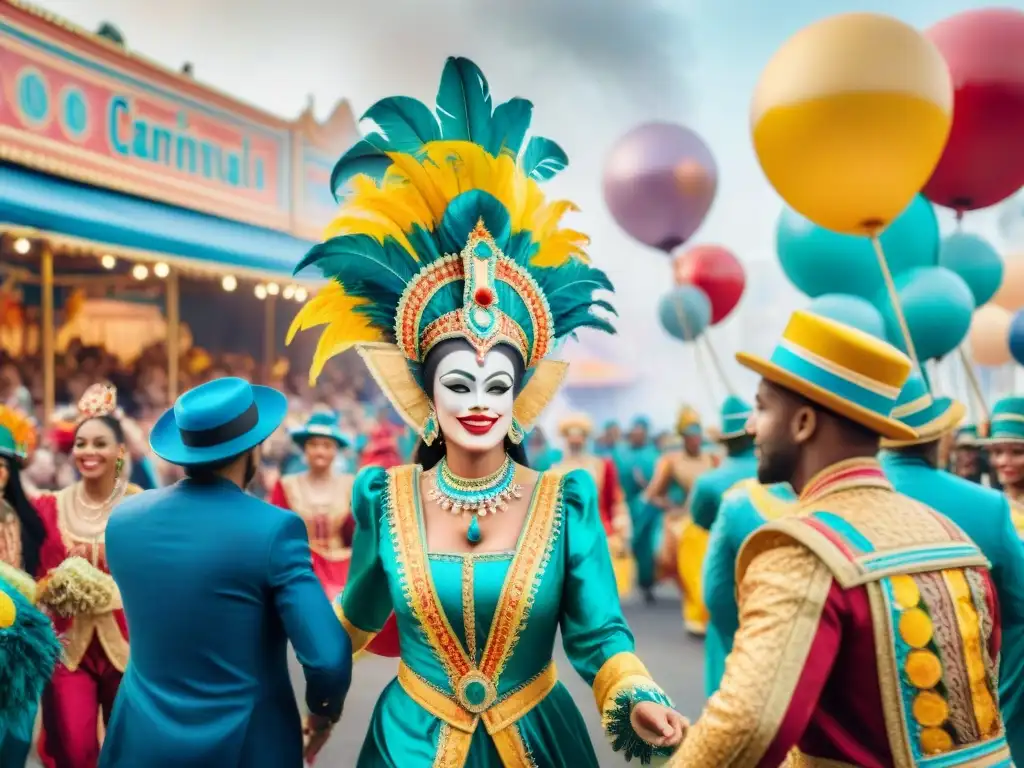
top-left (99, 378), bottom-right (351, 767)
top-left (982, 396), bottom-right (1024, 534)
top-left (32, 384), bottom-right (143, 768)
top-left (288, 56), bottom-right (688, 766)
top-left (701, 478), bottom-right (794, 697)
top-left (645, 407), bottom-right (713, 620)
top-left (620, 417), bottom-right (663, 603)
top-left (360, 422), bottom-right (404, 469)
top-left (0, 564), bottom-right (61, 768)
top-left (270, 412), bottom-right (355, 601)
top-left (594, 421), bottom-right (623, 459)
top-left (670, 311), bottom-right (1010, 765)
top-left (525, 427), bottom-right (562, 471)
top-left (881, 373), bottom-right (1024, 761)
top-left (552, 413), bottom-right (634, 597)
top-left (950, 424), bottom-right (984, 482)
top-left (0, 406), bottom-right (62, 767)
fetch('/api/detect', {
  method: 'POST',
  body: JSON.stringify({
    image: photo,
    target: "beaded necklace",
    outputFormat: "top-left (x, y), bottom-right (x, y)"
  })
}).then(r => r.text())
top-left (428, 456), bottom-right (522, 543)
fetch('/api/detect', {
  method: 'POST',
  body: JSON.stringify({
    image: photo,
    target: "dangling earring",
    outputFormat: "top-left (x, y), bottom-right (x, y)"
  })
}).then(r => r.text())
top-left (115, 453), bottom-right (125, 479)
top-left (422, 408), bottom-right (440, 447)
top-left (507, 417), bottom-right (525, 445)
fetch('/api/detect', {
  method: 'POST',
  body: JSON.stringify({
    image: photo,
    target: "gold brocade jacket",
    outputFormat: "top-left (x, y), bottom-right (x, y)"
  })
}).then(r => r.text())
top-left (668, 458), bottom-right (1009, 767)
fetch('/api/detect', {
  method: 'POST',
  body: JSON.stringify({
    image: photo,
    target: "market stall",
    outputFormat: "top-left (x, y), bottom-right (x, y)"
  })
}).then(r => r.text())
top-left (0, 0), bottom-right (358, 419)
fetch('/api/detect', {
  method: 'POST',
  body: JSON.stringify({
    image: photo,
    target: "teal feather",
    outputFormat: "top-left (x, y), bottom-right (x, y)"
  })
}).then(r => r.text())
top-left (362, 96), bottom-right (440, 155)
top-left (0, 581), bottom-right (61, 740)
top-left (487, 98), bottom-right (533, 159)
top-left (435, 57), bottom-right (493, 145)
top-left (522, 136), bottom-right (569, 181)
top-left (330, 137), bottom-right (392, 200)
top-left (439, 190), bottom-right (512, 254)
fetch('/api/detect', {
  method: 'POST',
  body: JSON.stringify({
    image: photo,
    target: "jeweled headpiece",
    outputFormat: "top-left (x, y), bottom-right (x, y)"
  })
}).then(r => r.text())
top-left (289, 57), bottom-right (616, 439)
top-left (77, 383), bottom-right (118, 422)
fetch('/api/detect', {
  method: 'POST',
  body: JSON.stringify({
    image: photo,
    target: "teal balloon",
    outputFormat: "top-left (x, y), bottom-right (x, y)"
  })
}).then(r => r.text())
top-left (876, 266), bottom-right (975, 361)
top-left (776, 194), bottom-right (939, 299)
top-left (658, 285), bottom-right (711, 342)
top-left (938, 232), bottom-right (1004, 307)
top-left (806, 294), bottom-right (886, 339)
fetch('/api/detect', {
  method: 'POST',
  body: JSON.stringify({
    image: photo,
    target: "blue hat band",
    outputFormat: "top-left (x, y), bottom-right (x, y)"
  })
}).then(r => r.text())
top-left (770, 342), bottom-right (898, 419)
top-left (721, 415), bottom-right (749, 435)
top-left (989, 414), bottom-right (1024, 441)
top-left (179, 402), bottom-right (259, 448)
top-left (891, 394), bottom-right (942, 429)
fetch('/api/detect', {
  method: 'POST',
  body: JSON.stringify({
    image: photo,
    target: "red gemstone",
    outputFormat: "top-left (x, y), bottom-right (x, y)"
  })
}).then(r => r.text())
top-left (474, 287), bottom-right (495, 307)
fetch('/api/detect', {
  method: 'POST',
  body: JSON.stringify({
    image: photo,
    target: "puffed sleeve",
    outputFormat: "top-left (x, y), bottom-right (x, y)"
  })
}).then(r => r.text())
top-left (32, 494), bottom-right (67, 578)
top-left (558, 470), bottom-right (674, 764)
top-left (336, 466), bottom-right (394, 654)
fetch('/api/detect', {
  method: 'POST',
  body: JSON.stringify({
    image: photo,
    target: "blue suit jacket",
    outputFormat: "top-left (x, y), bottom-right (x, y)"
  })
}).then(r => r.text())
top-left (882, 452), bottom-right (1024, 762)
top-left (99, 478), bottom-right (351, 768)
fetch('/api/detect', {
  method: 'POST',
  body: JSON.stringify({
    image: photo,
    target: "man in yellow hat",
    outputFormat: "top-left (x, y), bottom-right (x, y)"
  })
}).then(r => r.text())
top-left (880, 373), bottom-right (1024, 761)
top-left (669, 311), bottom-right (1009, 765)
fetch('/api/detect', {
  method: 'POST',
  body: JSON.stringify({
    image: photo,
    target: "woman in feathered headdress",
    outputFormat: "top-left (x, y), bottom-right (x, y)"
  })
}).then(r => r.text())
top-left (290, 57), bottom-right (687, 767)
top-left (30, 384), bottom-right (143, 768)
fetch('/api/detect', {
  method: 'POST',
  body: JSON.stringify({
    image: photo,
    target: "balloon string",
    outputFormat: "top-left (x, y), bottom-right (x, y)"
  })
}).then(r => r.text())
top-left (672, 296), bottom-right (716, 407)
top-left (870, 235), bottom-right (923, 374)
top-left (956, 345), bottom-right (990, 422)
top-left (930, 359), bottom-right (943, 396)
top-left (700, 333), bottom-right (736, 395)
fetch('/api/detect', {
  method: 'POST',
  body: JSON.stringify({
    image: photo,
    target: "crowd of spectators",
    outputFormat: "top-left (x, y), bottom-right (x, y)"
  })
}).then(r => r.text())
top-left (0, 340), bottom-right (397, 497)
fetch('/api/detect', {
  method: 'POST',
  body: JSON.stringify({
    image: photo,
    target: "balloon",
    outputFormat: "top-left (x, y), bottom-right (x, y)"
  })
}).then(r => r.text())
top-left (657, 285), bottom-right (711, 342)
top-left (991, 257), bottom-right (1024, 311)
top-left (923, 9), bottom-right (1024, 212)
top-left (806, 294), bottom-right (887, 339)
top-left (876, 266), bottom-right (975, 360)
top-left (603, 123), bottom-right (718, 252)
top-left (672, 245), bottom-right (745, 324)
top-left (751, 13), bottom-right (952, 236)
top-left (776, 195), bottom-right (939, 299)
top-left (970, 304), bottom-right (1013, 366)
top-left (937, 233), bottom-right (1004, 307)
top-left (1010, 310), bottom-right (1024, 366)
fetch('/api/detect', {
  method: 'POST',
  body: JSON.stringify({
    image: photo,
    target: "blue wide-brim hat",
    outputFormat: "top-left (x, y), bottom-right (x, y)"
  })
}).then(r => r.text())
top-left (150, 377), bottom-right (288, 466)
top-left (880, 370), bottom-right (965, 449)
top-left (717, 394), bottom-right (752, 441)
top-left (290, 412), bottom-right (349, 448)
top-left (980, 396), bottom-right (1024, 445)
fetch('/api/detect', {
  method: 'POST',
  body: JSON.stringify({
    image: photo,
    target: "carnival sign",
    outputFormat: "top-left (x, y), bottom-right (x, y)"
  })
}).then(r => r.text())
top-left (0, 6), bottom-right (292, 230)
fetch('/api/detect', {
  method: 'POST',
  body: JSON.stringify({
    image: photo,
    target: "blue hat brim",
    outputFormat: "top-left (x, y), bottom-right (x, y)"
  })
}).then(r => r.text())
top-left (150, 386), bottom-right (288, 466)
top-left (289, 428), bottom-right (349, 449)
top-left (881, 398), bottom-right (966, 449)
top-left (0, 447), bottom-right (26, 467)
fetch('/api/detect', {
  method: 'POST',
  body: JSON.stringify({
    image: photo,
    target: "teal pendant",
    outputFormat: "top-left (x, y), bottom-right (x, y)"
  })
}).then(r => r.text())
top-left (467, 515), bottom-right (481, 544)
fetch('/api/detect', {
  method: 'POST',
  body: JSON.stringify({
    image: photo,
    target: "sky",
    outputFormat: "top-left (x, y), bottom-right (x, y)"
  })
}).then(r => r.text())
top-left (31, 0), bottom-right (1024, 426)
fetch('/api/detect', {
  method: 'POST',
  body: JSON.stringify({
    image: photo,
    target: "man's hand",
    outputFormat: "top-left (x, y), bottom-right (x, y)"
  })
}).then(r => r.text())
top-left (630, 701), bottom-right (688, 749)
top-left (303, 713), bottom-right (335, 765)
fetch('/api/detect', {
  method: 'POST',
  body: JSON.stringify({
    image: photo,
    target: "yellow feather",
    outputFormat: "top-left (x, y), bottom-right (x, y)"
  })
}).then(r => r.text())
top-left (532, 229), bottom-right (591, 267)
top-left (531, 199), bottom-right (580, 241)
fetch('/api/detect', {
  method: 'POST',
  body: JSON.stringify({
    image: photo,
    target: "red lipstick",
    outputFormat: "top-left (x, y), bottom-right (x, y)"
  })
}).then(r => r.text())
top-left (457, 416), bottom-right (499, 435)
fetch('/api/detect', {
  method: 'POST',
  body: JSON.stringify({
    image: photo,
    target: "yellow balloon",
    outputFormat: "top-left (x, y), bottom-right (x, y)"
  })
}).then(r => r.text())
top-left (751, 13), bottom-right (953, 235)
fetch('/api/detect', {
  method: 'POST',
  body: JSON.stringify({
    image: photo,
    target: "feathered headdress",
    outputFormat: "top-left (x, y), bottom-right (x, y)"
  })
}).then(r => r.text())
top-left (289, 57), bottom-right (616, 442)
top-left (0, 406), bottom-right (36, 465)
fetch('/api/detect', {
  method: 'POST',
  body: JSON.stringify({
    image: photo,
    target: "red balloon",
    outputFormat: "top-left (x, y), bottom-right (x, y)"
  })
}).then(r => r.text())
top-left (672, 245), bottom-right (745, 325)
top-left (923, 9), bottom-right (1024, 212)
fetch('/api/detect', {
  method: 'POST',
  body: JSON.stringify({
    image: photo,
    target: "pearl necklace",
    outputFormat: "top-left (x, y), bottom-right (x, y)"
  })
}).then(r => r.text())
top-left (428, 457), bottom-right (522, 543)
top-left (74, 477), bottom-right (127, 523)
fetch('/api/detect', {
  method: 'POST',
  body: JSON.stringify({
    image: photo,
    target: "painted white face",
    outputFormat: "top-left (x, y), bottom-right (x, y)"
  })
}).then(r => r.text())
top-left (432, 347), bottom-right (516, 453)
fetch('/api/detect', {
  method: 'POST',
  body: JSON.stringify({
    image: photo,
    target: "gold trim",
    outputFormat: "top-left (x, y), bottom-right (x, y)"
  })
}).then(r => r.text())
top-left (513, 359), bottom-right (569, 430)
top-left (334, 601), bottom-right (377, 655)
top-left (461, 556), bottom-right (477, 664)
top-left (356, 343), bottom-right (433, 435)
top-left (592, 651), bottom-right (654, 713)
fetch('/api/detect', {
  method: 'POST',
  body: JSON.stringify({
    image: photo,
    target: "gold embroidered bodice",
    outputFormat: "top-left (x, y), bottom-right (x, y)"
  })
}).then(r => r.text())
top-left (280, 472), bottom-right (354, 556)
top-left (0, 500), bottom-right (21, 569)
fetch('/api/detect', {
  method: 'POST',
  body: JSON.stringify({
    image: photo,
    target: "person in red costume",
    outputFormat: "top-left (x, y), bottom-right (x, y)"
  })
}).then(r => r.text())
top-left (359, 422), bottom-right (404, 469)
top-left (269, 412), bottom-right (354, 602)
top-left (33, 384), bottom-right (143, 768)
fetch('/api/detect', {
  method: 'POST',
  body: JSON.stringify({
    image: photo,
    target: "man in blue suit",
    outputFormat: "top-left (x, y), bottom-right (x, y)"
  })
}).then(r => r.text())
top-left (880, 371), bottom-right (1024, 762)
top-left (100, 378), bottom-right (352, 767)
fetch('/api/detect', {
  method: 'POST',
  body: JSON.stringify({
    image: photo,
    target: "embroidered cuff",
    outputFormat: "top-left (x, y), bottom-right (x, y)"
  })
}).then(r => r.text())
top-left (602, 683), bottom-right (675, 765)
top-left (335, 597), bottom-right (377, 654)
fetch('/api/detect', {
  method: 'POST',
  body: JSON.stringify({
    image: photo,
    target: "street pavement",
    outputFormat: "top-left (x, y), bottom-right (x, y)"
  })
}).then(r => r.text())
top-left (299, 588), bottom-right (705, 767)
top-left (28, 590), bottom-right (703, 767)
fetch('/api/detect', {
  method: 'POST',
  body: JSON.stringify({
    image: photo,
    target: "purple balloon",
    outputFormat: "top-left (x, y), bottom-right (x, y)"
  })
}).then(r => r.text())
top-left (603, 122), bottom-right (718, 253)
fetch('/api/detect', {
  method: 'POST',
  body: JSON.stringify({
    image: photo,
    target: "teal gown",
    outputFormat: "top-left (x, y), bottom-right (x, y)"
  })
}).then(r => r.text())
top-left (337, 465), bottom-right (673, 767)
top-left (617, 444), bottom-right (660, 590)
top-left (701, 480), bottom-right (795, 696)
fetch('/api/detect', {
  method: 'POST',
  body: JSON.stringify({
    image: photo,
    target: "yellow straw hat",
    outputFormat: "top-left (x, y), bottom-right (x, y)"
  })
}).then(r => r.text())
top-left (558, 413), bottom-right (593, 438)
top-left (735, 310), bottom-right (916, 441)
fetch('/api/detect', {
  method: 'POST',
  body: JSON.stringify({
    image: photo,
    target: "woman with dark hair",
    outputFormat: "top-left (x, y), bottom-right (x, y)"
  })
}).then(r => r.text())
top-left (32, 384), bottom-right (142, 768)
top-left (0, 405), bottom-right (62, 767)
top-left (288, 57), bottom-right (686, 766)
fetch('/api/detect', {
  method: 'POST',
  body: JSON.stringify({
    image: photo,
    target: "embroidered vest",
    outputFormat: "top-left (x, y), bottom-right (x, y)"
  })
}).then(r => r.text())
top-left (741, 504), bottom-right (1009, 767)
